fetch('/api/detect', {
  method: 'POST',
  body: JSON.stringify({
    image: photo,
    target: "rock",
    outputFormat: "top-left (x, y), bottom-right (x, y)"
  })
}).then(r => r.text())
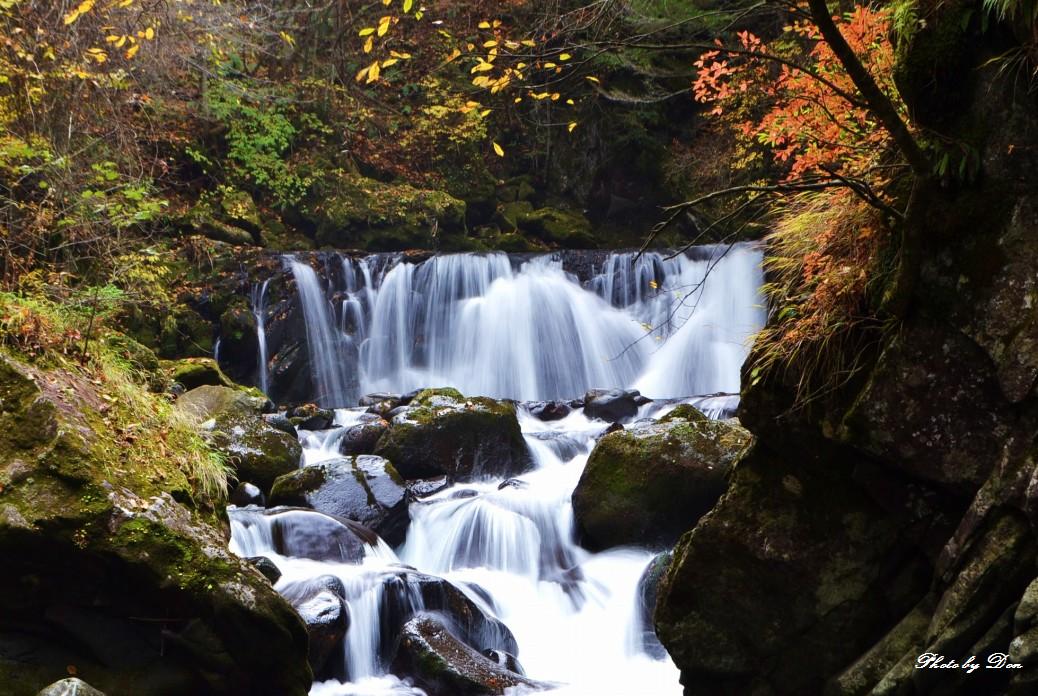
top-left (571, 410), bottom-right (752, 550)
top-left (248, 556), bottom-right (282, 584)
top-left (281, 576), bottom-right (350, 677)
top-left (497, 478), bottom-right (528, 491)
top-left (526, 400), bottom-right (572, 421)
top-left (338, 418), bottom-right (389, 456)
top-left (164, 357), bottom-right (234, 391)
top-left (407, 476), bottom-right (450, 500)
top-left (36, 678), bottom-right (106, 696)
top-left (637, 551), bottom-right (672, 659)
top-left (229, 506), bottom-right (378, 563)
top-left (377, 570), bottom-right (519, 664)
top-left (288, 404), bottom-right (334, 431)
top-left (653, 445), bottom-right (930, 695)
top-left (263, 412), bottom-right (298, 438)
top-left (583, 388), bottom-right (644, 423)
top-left (230, 482), bottom-right (266, 507)
top-left (391, 614), bottom-right (548, 696)
top-left (178, 385), bottom-right (301, 492)
top-left (374, 388), bottom-right (533, 482)
top-left (359, 392), bottom-right (403, 407)
top-left (269, 456), bottom-right (409, 546)
top-left (482, 649), bottom-right (526, 675)
top-left (516, 207), bottom-right (596, 249)
top-left (0, 356), bottom-right (311, 696)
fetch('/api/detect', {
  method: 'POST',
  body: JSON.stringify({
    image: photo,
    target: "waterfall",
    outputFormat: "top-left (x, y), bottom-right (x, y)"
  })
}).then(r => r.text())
top-left (278, 245), bottom-right (765, 407)
top-left (288, 258), bottom-right (354, 407)
top-left (252, 279), bottom-right (271, 395)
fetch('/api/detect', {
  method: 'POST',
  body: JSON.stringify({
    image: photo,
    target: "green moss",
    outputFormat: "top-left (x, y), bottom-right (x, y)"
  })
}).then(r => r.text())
top-left (517, 207), bottom-right (596, 248)
top-left (413, 387), bottom-right (466, 404)
top-left (660, 404), bottom-right (708, 424)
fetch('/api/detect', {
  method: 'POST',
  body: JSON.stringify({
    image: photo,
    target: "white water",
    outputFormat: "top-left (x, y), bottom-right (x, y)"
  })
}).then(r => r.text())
top-left (278, 245), bottom-right (764, 405)
top-left (252, 279), bottom-right (272, 395)
top-left (230, 408), bottom-right (682, 696)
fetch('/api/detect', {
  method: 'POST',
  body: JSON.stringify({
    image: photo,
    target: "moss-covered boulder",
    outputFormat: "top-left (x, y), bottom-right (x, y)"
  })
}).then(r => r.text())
top-left (571, 408), bottom-right (751, 550)
top-left (391, 614), bottom-right (546, 696)
top-left (0, 355), bottom-right (311, 696)
top-left (373, 388), bottom-right (532, 482)
top-left (653, 445), bottom-right (930, 695)
top-left (164, 358), bottom-right (234, 391)
top-left (301, 174), bottom-right (467, 251)
top-left (517, 207), bottom-right (596, 249)
top-left (177, 386), bottom-right (300, 493)
top-left (269, 455), bottom-right (408, 545)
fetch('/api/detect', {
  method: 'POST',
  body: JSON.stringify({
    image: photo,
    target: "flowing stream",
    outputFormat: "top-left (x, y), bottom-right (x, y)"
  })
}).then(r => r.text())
top-left (229, 244), bottom-right (765, 695)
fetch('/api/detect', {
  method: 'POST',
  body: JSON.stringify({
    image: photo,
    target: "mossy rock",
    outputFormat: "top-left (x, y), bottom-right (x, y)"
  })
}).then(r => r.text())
top-left (495, 200), bottom-right (534, 232)
top-left (164, 357), bottom-right (234, 390)
top-left (516, 207), bottom-right (596, 248)
top-left (0, 355), bottom-right (312, 695)
top-left (491, 231), bottom-right (548, 253)
top-left (301, 174), bottom-right (466, 250)
top-left (572, 410), bottom-right (751, 550)
top-left (220, 189), bottom-right (263, 235)
top-left (373, 389), bottom-right (532, 482)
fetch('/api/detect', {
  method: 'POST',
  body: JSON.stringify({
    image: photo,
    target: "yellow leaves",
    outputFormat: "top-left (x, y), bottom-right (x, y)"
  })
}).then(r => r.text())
top-left (479, 108), bottom-right (491, 117)
top-left (382, 0), bottom-right (392, 5)
top-left (279, 31), bottom-right (295, 46)
top-left (483, 40), bottom-right (497, 48)
top-left (359, 27), bottom-right (375, 36)
top-left (648, 279), bottom-right (659, 289)
top-left (377, 16), bottom-right (392, 37)
top-left (85, 47), bottom-right (106, 64)
top-left (568, 121), bottom-right (578, 133)
top-left (478, 20), bottom-right (501, 29)
top-left (144, 27), bottom-right (154, 41)
top-left (559, 53), bottom-right (572, 61)
top-left (471, 75), bottom-right (491, 87)
top-left (520, 39), bottom-right (536, 47)
top-left (445, 48), bottom-right (461, 62)
top-left (355, 61), bottom-right (382, 83)
top-left (459, 100), bottom-right (482, 113)
top-left (125, 43), bottom-right (140, 59)
top-left (63, 0), bottom-right (95, 25)
top-left (543, 62), bottom-right (556, 69)
top-left (478, 21), bottom-right (491, 29)
top-left (492, 142), bottom-right (504, 157)
top-left (390, 50), bottom-right (411, 59)
top-left (530, 91), bottom-right (550, 100)
top-left (363, 35), bottom-right (374, 53)
top-left (380, 58), bottom-right (398, 68)
top-left (470, 60), bottom-right (493, 74)
top-left (566, 98), bottom-right (575, 105)
top-left (585, 76), bottom-right (600, 84)
top-left (403, 0), bottom-right (413, 12)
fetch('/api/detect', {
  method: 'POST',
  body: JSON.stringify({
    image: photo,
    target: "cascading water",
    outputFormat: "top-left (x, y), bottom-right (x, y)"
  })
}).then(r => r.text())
top-left (281, 244), bottom-right (764, 404)
top-left (229, 244), bottom-right (765, 695)
top-left (252, 278), bottom-right (271, 395)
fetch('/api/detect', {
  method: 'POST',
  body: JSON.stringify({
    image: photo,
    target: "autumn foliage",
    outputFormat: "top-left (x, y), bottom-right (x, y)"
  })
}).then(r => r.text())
top-left (693, 6), bottom-right (902, 181)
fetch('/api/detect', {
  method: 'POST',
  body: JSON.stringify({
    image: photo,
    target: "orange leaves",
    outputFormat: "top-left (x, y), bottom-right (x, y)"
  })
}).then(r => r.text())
top-left (692, 5), bottom-right (900, 180)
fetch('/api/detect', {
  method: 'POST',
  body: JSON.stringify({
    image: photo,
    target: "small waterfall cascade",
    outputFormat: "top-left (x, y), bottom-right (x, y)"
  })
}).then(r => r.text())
top-left (280, 244), bottom-right (765, 406)
top-left (251, 278), bottom-right (271, 395)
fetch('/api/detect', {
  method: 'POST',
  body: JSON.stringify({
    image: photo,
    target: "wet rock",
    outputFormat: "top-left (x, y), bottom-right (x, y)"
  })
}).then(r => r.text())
top-left (572, 409), bottom-right (752, 550)
top-left (338, 418), bottom-right (389, 456)
top-left (359, 392), bottom-right (403, 408)
top-left (498, 478), bottom-right (529, 491)
top-left (247, 556), bottom-right (282, 584)
top-left (637, 551), bottom-right (672, 659)
top-left (392, 614), bottom-right (548, 696)
top-left (178, 385), bottom-right (299, 492)
top-left (288, 404), bottom-right (334, 431)
top-left (36, 678), bottom-right (106, 696)
top-left (374, 388), bottom-right (533, 482)
top-left (269, 456), bottom-right (409, 545)
top-left (263, 412), bottom-right (298, 438)
top-left (378, 570), bottom-right (519, 665)
top-left (231, 506), bottom-right (377, 562)
top-left (526, 400), bottom-right (571, 421)
top-left (230, 482), bottom-right (266, 507)
top-left (583, 388), bottom-right (645, 423)
top-left (407, 476), bottom-right (450, 500)
top-left (482, 649), bottom-right (526, 675)
top-left (281, 576), bottom-right (350, 677)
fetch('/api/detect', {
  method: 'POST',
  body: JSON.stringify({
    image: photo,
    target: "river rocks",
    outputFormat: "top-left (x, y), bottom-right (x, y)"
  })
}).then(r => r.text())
top-left (572, 409), bottom-right (752, 550)
top-left (178, 385), bottom-right (301, 492)
top-left (654, 445), bottom-right (930, 695)
top-left (270, 456), bottom-right (409, 545)
top-left (391, 614), bottom-right (547, 696)
top-left (338, 417), bottom-right (389, 455)
top-left (236, 506), bottom-right (378, 563)
top-left (526, 400), bottom-right (572, 421)
top-left (377, 569), bottom-right (518, 665)
top-left (230, 481), bottom-right (266, 507)
top-left (637, 551), bottom-right (672, 659)
top-left (374, 388), bottom-right (532, 482)
top-left (36, 678), bottom-right (106, 696)
top-left (281, 576), bottom-right (350, 677)
top-left (0, 356), bottom-right (311, 696)
top-left (248, 556), bottom-right (282, 584)
top-left (288, 404), bottom-right (334, 431)
top-left (582, 388), bottom-right (647, 423)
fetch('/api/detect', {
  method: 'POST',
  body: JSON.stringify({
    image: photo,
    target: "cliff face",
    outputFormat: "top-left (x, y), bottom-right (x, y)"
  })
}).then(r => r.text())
top-left (655, 3), bottom-right (1038, 694)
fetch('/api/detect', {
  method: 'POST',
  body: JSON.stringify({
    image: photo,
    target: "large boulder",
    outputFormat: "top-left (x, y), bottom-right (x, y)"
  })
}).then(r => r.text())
top-left (653, 445), bottom-right (930, 696)
top-left (337, 418), bottom-right (389, 456)
top-left (0, 356), bottom-right (311, 696)
top-left (391, 614), bottom-right (548, 696)
top-left (269, 456), bottom-right (409, 545)
top-left (571, 407), bottom-right (752, 550)
top-left (582, 388), bottom-right (646, 423)
top-left (280, 576), bottom-right (350, 678)
top-left (373, 388), bottom-right (532, 482)
top-left (228, 506), bottom-right (379, 563)
top-left (177, 385), bottom-right (301, 493)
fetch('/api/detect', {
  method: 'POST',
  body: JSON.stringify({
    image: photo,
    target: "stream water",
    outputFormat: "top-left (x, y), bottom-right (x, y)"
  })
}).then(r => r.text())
top-left (229, 244), bottom-right (765, 695)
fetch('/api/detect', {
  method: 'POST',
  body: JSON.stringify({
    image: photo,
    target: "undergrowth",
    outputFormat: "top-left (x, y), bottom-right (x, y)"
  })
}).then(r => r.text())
top-left (748, 188), bottom-right (894, 405)
top-left (0, 290), bottom-right (229, 505)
